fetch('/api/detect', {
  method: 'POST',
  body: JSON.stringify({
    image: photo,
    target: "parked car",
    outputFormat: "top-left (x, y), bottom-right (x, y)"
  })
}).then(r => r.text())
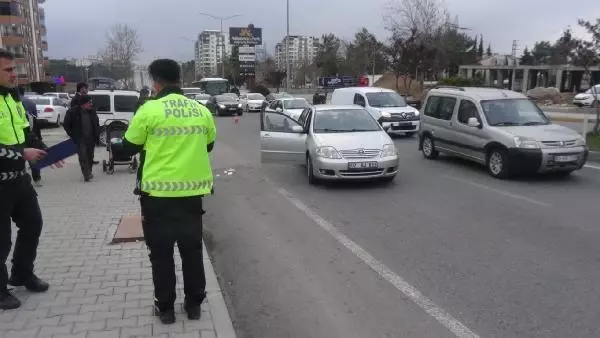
top-left (43, 92), bottom-right (71, 107)
top-left (260, 105), bottom-right (399, 184)
top-left (194, 93), bottom-right (211, 106)
top-left (265, 97), bottom-right (310, 120)
top-left (419, 86), bottom-right (588, 178)
top-left (87, 90), bottom-right (139, 145)
top-left (206, 94), bottom-right (243, 116)
top-left (240, 93), bottom-right (266, 112)
top-left (28, 96), bottom-right (67, 127)
top-left (573, 85), bottom-right (600, 107)
top-left (331, 87), bottom-right (421, 136)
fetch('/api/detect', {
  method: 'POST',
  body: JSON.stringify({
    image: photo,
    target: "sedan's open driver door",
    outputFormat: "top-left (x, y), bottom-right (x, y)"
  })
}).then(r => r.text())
top-left (260, 110), bottom-right (307, 164)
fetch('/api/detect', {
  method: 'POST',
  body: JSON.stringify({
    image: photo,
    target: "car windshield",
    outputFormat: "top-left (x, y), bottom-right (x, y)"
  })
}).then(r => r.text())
top-left (31, 98), bottom-right (51, 105)
top-left (313, 109), bottom-right (381, 133)
top-left (366, 92), bottom-right (407, 108)
top-left (481, 99), bottom-right (550, 126)
top-left (216, 95), bottom-right (236, 103)
top-left (283, 99), bottom-right (309, 110)
top-left (248, 94), bottom-right (265, 100)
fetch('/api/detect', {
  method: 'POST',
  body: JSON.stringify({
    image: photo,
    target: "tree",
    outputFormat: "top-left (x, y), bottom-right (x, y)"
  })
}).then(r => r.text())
top-left (571, 18), bottom-right (600, 132)
top-left (550, 28), bottom-right (577, 65)
top-left (386, 31), bottom-right (415, 92)
top-left (315, 33), bottom-right (345, 75)
top-left (345, 28), bottom-right (388, 75)
top-left (520, 47), bottom-right (534, 65)
top-left (478, 35), bottom-right (484, 59)
top-left (531, 41), bottom-right (554, 64)
top-left (486, 44), bottom-right (492, 57)
top-left (98, 24), bottom-right (142, 87)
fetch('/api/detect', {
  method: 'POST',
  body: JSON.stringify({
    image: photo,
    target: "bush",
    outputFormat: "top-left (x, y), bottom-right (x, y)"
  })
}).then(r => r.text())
top-left (437, 76), bottom-right (484, 87)
top-left (251, 84), bottom-right (270, 96)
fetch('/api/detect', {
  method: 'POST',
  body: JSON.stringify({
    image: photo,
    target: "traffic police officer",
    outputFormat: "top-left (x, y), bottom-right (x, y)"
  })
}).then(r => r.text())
top-left (117, 59), bottom-right (216, 324)
top-left (0, 49), bottom-right (52, 310)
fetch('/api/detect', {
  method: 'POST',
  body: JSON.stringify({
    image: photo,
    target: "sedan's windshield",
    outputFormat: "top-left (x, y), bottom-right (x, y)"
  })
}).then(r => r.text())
top-left (216, 95), bottom-right (236, 103)
top-left (366, 92), bottom-right (407, 108)
top-left (248, 94), bottom-right (265, 100)
top-left (283, 99), bottom-right (309, 110)
top-left (313, 109), bottom-right (381, 133)
top-left (481, 99), bottom-right (550, 126)
top-left (31, 98), bottom-right (51, 105)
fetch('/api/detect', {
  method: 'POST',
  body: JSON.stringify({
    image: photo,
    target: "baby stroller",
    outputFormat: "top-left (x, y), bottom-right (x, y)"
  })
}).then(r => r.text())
top-left (102, 119), bottom-right (138, 175)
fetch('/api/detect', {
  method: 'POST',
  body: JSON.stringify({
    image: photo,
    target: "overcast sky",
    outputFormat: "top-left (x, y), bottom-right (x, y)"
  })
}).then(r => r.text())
top-left (45, 0), bottom-right (600, 65)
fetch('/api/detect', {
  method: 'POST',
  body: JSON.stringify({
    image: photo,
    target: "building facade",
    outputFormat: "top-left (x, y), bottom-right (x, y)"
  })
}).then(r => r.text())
top-left (275, 35), bottom-right (318, 85)
top-left (194, 30), bottom-right (231, 77)
top-left (0, 0), bottom-right (48, 85)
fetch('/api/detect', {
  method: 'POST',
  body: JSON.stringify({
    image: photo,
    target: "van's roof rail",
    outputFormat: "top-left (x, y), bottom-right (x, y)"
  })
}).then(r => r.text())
top-left (433, 86), bottom-right (465, 91)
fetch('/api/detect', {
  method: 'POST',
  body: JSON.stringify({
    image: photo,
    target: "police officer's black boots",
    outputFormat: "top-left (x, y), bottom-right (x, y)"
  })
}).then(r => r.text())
top-left (154, 305), bottom-right (176, 324)
top-left (8, 273), bottom-right (49, 293)
top-left (0, 289), bottom-right (21, 310)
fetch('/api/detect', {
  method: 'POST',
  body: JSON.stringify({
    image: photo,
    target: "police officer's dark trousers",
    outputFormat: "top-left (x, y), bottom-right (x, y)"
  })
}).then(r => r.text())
top-left (140, 195), bottom-right (206, 310)
top-left (0, 176), bottom-right (43, 291)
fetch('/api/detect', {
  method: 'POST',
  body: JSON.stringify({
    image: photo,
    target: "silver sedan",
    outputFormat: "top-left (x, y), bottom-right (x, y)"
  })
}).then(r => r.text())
top-left (260, 105), bottom-right (399, 184)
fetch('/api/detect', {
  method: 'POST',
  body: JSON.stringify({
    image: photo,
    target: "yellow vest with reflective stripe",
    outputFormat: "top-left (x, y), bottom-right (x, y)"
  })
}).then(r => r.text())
top-left (126, 92), bottom-right (216, 197)
top-left (0, 94), bottom-right (26, 146)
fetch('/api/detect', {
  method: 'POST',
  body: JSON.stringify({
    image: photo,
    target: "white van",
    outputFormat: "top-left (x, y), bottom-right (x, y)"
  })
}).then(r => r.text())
top-left (87, 90), bottom-right (139, 145)
top-left (330, 87), bottom-right (420, 136)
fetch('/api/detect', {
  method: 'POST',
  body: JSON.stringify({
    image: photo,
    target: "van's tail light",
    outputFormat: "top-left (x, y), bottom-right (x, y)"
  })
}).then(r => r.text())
top-left (44, 107), bottom-right (54, 112)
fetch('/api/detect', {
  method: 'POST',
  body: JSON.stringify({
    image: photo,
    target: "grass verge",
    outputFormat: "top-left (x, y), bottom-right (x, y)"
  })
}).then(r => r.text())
top-left (587, 132), bottom-right (600, 151)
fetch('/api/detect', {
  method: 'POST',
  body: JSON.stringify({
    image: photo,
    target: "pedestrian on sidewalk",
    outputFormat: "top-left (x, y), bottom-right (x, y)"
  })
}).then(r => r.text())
top-left (114, 59), bottom-right (216, 324)
top-left (0, 49), bottom-right (62, 310)
top-left (63, 95), bottom-right (100, 182)
top-left (70, 82), bottom-right (88, 108)
top-left (18, 87), bottom-right (46, 187)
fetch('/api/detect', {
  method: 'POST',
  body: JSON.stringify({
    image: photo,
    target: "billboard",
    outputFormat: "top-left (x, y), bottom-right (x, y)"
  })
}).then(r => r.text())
top-left (229, 26), bottom-right (262, 46)
top-left (239, 62), bottom-right (256, 76)
top-left (238, 54), bottom-right (256, 62)
top-left (318, 76), bottom-right (358, 89)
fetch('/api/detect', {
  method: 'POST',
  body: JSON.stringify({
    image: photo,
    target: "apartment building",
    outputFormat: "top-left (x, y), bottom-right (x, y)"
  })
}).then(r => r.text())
top-left (0, 0), bottom-right (48, 85)
top-left (194, 30), bottom-right (231, 77)
top-left (275, 35), bottom-right (319, 71)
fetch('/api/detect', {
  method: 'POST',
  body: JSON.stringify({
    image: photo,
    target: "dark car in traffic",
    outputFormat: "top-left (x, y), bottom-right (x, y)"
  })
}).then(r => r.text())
top-left (206, 94), bottom-right (243, 116)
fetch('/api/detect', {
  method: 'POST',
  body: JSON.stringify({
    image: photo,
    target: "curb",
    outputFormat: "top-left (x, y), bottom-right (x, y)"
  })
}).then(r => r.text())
top-left (204, 245), bottom-right (237, 338)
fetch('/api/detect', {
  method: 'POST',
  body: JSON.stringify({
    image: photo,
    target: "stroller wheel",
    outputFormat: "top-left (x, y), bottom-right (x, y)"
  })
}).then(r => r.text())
top-left (102, 160), bottom-right (107, 173)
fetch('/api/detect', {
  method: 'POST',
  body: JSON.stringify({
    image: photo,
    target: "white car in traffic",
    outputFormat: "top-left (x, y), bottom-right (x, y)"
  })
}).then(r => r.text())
top-left (29, 96), bottom-right (67, 127)
top-left (265, 97), bottom-right (310, 120)
top-left (240, 93), bottom-right (266, 112)
top-left (573, 85), bottom-right (600, 107)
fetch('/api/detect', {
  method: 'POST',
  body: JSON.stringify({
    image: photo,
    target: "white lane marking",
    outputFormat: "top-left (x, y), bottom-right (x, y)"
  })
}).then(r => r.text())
top-left (444, 175), bottom-right (551, 208)
top-left (276, 187), bottom-right (480, 338)
top-left (584, 164), bottom-right (600, 170)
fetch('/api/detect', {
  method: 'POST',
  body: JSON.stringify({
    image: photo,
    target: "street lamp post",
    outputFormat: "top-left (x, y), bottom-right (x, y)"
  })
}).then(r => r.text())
top-left (199, 12), bottom-right (241, 78)
top-left (285, 0), bottom-right (290, 93)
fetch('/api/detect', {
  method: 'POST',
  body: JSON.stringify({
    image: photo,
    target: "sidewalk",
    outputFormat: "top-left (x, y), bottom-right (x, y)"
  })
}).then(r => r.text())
top-left (0, 147), bottom-right (236, 338)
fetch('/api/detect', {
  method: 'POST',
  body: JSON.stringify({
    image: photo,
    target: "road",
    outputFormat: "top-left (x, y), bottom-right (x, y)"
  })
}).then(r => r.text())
top-left (204, 112), bottom-right (600, 338)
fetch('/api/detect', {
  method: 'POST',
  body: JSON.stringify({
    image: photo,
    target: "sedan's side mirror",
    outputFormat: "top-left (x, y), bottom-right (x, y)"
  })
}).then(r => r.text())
top-left (276, 107), bottom-right (283, 113)
top-left (291, 125), bottom-right (304, 133)
top-left (467, 117), bottom-right (481, 128)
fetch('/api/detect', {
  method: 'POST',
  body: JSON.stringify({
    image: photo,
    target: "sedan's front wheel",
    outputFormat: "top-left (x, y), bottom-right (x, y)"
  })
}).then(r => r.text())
top-left (307, 155), bottom-right (319, 185)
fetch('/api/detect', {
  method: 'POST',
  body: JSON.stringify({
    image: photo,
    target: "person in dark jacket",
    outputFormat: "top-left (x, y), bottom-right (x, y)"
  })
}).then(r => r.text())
top-left (134, 87), bottom-right (151, 114)
top-left (70, 82), bottom-right (88, 108)
top-left (18, 88), bottom-right (46, 186)
top-left (63, 95), bottom-right (100, 182)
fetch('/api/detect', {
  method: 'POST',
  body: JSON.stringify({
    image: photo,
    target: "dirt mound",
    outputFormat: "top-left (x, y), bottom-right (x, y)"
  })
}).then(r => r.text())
top-left (374, 73), bottom-right (425, 99)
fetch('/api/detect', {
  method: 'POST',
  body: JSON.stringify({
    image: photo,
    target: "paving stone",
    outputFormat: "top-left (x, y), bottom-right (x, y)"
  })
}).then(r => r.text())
top-left (36, 323), bottom-right (74, 338)
top-left (72, 320), bottom-right (107, 333)
top-left (119, 324), bottom-right (152, 337)
top-left (2, 328), bottom-right (40, 338)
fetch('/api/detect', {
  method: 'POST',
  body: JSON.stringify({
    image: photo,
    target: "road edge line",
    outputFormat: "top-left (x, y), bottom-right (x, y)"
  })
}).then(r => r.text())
top-left (276, 187), bottom-right (480, 338)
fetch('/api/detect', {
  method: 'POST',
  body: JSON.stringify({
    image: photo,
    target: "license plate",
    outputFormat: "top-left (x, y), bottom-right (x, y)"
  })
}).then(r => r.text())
top-left (348, 161), bottom-right (379, 169)
top-left (555, 155), bottom-right (578, 162)
top-left (229, 108), bottom-right (237, 111)
top-left (392, 122), bottom-right (410, 127)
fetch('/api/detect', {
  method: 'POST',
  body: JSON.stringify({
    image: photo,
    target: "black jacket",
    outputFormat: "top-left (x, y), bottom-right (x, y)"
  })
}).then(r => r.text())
top-left (63, 106), bottom-right (100, 144)
top-left (70, 93), bottom-right (83, 108)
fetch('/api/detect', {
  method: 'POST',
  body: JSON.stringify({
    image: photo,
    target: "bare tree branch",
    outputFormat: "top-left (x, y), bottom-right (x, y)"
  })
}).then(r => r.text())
top-left (98, 24), bottom-right (143, 87)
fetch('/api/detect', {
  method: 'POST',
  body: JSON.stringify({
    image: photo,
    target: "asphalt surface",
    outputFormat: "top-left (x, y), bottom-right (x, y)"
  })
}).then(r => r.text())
top-left (203, 112), bottom-right (600, 338)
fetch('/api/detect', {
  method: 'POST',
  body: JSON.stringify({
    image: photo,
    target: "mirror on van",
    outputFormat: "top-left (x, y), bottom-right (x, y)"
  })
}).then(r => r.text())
top-left (467, 117), bottom-right (481, 128)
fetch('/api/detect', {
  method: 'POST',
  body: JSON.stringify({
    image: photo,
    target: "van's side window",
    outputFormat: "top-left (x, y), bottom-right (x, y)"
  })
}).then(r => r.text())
top-left (457, 100), bottom-right (480, 124)
top-left (353, 94), bottom-right (366, 107)
top-left (424, 96), bottom-right (456, 121)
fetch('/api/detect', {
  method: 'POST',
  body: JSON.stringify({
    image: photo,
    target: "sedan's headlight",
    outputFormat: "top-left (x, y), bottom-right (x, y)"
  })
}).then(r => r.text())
top-left (238, 103), bottom-right (242, 108)
top-left (316, 146), bottom-right (342, 159)
top-left (513, 136), bottom-right (540, 149)
top-left (413, 110), bottom-right (420, 116)
top-left (218, 104), bottom-right (225, 109)
top-left (574, 137), bottom-right (586, 146)
top-left (380, 111), bottom-right (391, 119)
top-left (381, 144), bottom-right (396, 157)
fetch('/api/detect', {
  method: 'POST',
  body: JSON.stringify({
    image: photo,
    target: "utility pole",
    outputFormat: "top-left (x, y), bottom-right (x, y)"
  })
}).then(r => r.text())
top-left (511, 40), bottom-right (518, 91)
top-left (285, 0), bottom-right (290, 92)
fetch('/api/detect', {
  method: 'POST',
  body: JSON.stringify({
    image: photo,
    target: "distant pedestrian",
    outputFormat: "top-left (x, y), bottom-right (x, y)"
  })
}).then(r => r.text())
top-left (19, 87), bottom-right (46, 186)
top-left (63, 95), bottom-right (100, 182)
top-left (134, 87), bottom-right (151, 115)
top-left (114, 58), bottom-right (216, 324)
top-left (70, 82), bottom-right (88, 108)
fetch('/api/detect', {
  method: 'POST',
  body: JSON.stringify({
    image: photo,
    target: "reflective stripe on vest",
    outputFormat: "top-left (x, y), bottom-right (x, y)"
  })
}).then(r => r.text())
top-left (149, 125), bottom-right (210, 137)
top-left (0, 169), bottom-right (27, 181)
top-left (0, 148), bottom-right (23, 159)
top-left (141, 180), bottom-right (213, 192)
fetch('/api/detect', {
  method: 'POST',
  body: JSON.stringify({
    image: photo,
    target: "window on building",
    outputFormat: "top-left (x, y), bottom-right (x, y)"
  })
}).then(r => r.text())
top-left (0, 1), bottom-right (20, 16)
